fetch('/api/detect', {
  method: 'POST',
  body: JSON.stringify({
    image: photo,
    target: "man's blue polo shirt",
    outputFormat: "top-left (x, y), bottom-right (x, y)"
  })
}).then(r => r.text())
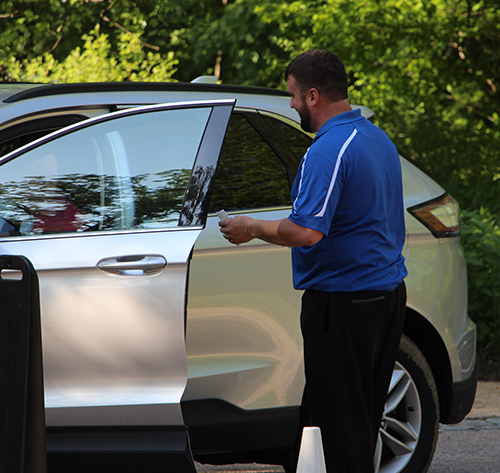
top-left (289, 109), bottom-right (407, 292)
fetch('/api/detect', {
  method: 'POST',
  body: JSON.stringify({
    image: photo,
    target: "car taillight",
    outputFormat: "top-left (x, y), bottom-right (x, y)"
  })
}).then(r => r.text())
top-left (408, 193), bottom-right (461, 238)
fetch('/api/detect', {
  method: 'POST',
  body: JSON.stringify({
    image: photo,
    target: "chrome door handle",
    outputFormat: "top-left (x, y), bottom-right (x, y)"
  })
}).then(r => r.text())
top-left (97, 255), bottom-right (167, 275)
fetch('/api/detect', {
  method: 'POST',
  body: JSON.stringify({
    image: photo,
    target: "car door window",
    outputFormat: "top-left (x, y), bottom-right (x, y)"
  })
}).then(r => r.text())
top-left (208, 113), bottom-right (292, 212)
top-left (0, 107), bottom-right (212, 236)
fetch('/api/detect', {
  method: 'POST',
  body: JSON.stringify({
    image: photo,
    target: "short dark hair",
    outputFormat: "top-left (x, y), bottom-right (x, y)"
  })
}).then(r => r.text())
top-left (285, 49), bottom-right (348, 103)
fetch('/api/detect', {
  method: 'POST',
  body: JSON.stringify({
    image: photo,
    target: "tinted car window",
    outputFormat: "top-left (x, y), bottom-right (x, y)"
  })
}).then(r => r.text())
top-left (246, 113), bottom-right (311, 181)
top-left (209, 113), bottom-right (292, 212)
top-left (0, 107), bottom-right (212, 236)
top-left (260, 114), bottom-right (312, 169)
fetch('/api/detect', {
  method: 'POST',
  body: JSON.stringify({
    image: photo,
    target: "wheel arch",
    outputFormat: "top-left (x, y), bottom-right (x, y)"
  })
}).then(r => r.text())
top-left (402, 307), bottom-right (454, 423)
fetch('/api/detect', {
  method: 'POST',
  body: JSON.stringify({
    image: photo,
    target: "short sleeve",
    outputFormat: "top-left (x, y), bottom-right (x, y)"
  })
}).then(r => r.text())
top-left (289, 145), bottom-right (344, 235)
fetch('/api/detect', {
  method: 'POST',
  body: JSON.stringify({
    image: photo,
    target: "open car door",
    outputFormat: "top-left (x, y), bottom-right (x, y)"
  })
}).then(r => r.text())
top-left (0, 99), bottom-right (235, 471)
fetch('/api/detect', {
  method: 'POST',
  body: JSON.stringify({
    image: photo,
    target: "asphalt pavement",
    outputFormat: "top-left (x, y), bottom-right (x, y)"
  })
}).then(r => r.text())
top-left (427, 381), bottom-right (500, 473)
top-left (195, 381), bottom-right (500, 473)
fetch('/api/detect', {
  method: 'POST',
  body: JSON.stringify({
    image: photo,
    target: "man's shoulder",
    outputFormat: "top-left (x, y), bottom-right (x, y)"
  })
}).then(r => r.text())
top-left (312, 120), bottom-right (357, 152)
top-left (352, 118), bottom-right (394, 146)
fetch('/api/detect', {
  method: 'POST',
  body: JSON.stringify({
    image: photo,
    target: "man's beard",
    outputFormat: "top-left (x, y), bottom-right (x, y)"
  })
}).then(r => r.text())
top-left (298, 105), bottom-right (313, 133)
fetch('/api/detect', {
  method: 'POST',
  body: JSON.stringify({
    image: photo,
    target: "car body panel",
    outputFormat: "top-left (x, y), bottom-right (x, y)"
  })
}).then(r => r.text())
top-left (185, 209), bottom-right (304, 409)
top-left (400, 157), bottom-right (474, 383)
top-left (1, 231), bottom-right (199, 411)
top-left (433, 237), bottom-right (472, 381)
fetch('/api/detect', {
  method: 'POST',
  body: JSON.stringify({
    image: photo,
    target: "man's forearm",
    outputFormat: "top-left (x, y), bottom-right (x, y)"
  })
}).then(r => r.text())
top-left (248, 218), bottom-right (289, 246)
top-left (220, 216), bottom-right (323, 247)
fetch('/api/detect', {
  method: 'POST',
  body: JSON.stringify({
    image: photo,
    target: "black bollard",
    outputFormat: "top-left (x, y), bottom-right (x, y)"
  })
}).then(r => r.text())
top-left (0, 255), bottom-right (47, 473)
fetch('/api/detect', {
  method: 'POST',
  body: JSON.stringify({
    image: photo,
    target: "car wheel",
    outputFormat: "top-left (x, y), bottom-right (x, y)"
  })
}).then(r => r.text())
top-left (374, 334), bottom-right (439, 473)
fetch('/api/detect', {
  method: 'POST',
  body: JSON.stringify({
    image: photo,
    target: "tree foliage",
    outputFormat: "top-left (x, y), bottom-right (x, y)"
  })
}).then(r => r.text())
top-left (6, 26), bottom-right (178, 82)
top-left (461, 209), bottom-right (500, 356)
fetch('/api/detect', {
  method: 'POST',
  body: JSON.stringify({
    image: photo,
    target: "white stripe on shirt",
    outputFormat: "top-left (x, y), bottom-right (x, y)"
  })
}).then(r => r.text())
top-left (314, 128), bottom-right (358, 217)
top-left (293, 148), bottom-right (309, 211)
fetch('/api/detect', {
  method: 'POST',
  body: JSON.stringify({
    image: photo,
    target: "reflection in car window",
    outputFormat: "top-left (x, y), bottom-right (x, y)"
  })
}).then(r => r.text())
top-left (0, 107), bottom-right (211, 236)
top-left (209, 113), bottom-right (292, 212)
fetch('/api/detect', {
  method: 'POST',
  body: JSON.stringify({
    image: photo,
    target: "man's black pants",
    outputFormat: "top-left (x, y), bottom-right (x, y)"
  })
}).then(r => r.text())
top-left (298, 281), bottom-right (406, 473)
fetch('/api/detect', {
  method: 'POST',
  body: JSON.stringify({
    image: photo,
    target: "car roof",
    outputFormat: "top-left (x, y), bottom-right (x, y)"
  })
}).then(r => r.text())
top-left (2, 81), bottom-right (290, 104)
top-left (0, 78), bottom-right (375, 122)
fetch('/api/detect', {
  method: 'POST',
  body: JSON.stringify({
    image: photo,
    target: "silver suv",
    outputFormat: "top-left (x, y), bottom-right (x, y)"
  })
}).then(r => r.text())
top-left (0, 79), bottom-right (477, 473)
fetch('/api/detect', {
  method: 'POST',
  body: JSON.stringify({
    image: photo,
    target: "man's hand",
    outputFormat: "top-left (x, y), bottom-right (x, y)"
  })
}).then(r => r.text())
top-left (219, 216), bottom-right (323, 247)
top-left (219, 216), bottom-right (255, 245)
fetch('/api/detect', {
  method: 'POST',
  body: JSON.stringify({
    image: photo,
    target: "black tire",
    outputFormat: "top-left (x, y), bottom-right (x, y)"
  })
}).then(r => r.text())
top-left (375, 334), bottom-right (440, 473)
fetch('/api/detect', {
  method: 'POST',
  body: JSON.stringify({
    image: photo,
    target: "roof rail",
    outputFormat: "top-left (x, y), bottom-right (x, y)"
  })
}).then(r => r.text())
top-left (4, 81), bottom-right (289, 104)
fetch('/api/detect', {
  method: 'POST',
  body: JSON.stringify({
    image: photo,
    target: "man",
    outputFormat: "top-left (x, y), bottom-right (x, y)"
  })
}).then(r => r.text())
top-left (219, 49), bottom-right (407, 472)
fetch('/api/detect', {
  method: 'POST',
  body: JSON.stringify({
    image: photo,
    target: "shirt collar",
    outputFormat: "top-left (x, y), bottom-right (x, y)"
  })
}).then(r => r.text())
top-left (314, 109), bottom-right (363, 141)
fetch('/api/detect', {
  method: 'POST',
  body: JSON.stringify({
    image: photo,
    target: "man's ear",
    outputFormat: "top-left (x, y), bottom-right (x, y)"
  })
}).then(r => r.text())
top-left (308, 88), bottom-right (320, 105)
